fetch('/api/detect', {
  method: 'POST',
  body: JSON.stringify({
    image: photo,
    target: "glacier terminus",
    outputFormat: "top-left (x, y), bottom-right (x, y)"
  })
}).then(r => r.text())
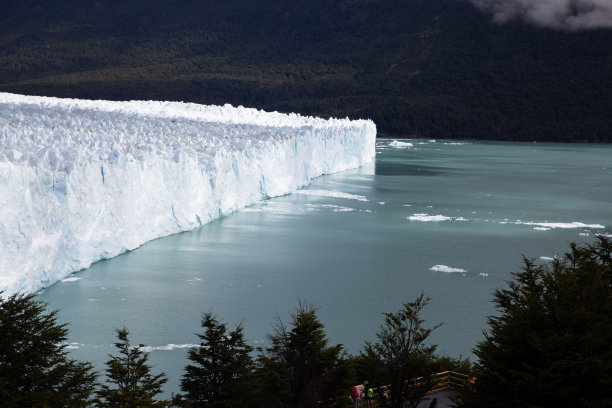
top-left (0, 93), bottom-right (376, 295)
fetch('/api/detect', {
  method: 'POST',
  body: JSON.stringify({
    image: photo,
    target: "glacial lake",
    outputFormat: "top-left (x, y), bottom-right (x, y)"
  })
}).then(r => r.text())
top-left (36, 139), bottom-right (612, 396)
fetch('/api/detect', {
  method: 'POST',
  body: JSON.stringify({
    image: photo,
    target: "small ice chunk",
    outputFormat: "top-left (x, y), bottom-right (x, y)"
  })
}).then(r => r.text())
top-left (389, 140), bottom-right (413, 148)
top-left (429, 265), bottom-right (467, 273)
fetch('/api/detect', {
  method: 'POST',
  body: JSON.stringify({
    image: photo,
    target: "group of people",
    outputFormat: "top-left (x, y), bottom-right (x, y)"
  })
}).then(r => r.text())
top-left (350, 381), bottom-right (374, 408)
top-left (350, 382), bottom-right (438, 408)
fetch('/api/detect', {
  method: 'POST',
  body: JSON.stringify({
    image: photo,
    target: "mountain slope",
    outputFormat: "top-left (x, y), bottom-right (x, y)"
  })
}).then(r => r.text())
top-left (1, 0), bottom-right (611, 141)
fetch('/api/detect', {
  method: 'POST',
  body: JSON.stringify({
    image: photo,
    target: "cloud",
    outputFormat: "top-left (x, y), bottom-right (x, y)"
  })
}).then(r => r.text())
top-left (468, 0), bottom-right (612, 30)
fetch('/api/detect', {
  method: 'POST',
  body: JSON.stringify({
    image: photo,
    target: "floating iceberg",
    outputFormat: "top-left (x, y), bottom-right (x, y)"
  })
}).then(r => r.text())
top-left (429, 265), bottom-right (467, 273)
top-left (389, 140), bottom-right (413, 148)
top-left (0, 93), bottom-right (376, 294)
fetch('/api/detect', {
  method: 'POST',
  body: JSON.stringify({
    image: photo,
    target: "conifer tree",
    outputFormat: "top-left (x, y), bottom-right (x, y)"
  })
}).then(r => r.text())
top-left (255, 300), bottom-right (352, 408)
top-left (361, 293), bottom-right (440, 408)
top-left (462, 235), bottom-right (612, 408)
top-left (0, 292), bottom-right (97, 407)
top-left (177, 312), bottom-right (254, 408)
top-left (96, 327), bottom-right (169, 408)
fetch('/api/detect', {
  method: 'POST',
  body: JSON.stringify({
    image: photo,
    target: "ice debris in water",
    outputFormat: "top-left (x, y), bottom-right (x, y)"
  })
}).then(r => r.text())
top-left (0, 93), bottom-right (376, 294)
top-left (429, 265), bottom-right (467, 273)
top-left (389, 140), bottom-right (413, 148)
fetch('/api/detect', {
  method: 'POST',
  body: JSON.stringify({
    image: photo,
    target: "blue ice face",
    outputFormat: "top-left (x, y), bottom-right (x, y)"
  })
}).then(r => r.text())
top-left (0, 92), bottom-right (375, 295)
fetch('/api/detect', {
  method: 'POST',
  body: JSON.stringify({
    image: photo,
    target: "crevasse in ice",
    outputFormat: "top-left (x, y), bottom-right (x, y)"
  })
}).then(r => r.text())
top-left (0, 93), bottom-right (376, 294)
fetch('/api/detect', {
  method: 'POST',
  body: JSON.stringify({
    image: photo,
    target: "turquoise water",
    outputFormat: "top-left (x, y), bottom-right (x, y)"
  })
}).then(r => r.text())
top-left (36, 139), bottom-right (612, 396)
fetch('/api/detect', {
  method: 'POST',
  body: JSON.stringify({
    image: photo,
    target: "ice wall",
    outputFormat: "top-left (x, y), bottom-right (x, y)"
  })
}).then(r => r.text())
top-left (0, 93), bottom-right (376, 294)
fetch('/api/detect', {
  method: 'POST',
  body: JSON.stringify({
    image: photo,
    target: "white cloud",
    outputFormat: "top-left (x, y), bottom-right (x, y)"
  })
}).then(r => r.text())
top-left (468, 0), bottom-right (612, 30)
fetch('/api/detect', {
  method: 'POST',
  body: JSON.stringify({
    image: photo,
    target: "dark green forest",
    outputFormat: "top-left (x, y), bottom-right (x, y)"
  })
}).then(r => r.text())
top-left (1, 0), bottom-right (611, 142)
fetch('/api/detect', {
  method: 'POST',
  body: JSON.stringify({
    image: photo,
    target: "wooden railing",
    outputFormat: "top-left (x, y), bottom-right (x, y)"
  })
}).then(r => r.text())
top-left (426, 371), bottom-right (475, 394)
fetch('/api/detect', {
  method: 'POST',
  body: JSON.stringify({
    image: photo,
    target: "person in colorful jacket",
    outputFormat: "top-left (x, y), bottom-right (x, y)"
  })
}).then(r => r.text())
top-left (351, 385), bottom-right (360, 408)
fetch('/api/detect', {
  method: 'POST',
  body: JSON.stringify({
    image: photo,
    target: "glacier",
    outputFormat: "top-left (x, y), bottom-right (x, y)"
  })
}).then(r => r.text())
top-left (0, 92), bottom-right (376, 295)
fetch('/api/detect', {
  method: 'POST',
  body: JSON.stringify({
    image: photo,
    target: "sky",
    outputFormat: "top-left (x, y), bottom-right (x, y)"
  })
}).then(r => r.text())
top-left (467, 0), bottom-right (612, 30)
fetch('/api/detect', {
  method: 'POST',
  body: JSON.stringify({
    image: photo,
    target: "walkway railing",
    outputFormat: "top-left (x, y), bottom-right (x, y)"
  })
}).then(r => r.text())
top-left (356, 370), bottom-right (475, 399)
top-left (426, 371), bottom-right (475, 394)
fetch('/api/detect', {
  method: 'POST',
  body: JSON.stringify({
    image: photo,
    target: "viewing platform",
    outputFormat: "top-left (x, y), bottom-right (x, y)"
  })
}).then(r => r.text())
top-left (353, 371), bottom-right (473, 408)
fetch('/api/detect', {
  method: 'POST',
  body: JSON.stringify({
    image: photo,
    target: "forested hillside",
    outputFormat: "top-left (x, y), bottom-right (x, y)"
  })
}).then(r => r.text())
top-left (1, 0), bottom-right (611, 141)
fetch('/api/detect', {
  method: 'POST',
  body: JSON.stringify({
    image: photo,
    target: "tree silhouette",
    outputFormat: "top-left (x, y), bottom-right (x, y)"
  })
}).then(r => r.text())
top-left (255, 300), bottom-right (352, 408)
top-left (177, 312), bottom-right (253, 408)
top-left (96, 327), bottom-right (168, 407)
top-left (361, 293), bottom-right (440, 408)
top-left (0, 292), bottom-right (97, 407)
top-left (462, 235), bottom-right (612, 408)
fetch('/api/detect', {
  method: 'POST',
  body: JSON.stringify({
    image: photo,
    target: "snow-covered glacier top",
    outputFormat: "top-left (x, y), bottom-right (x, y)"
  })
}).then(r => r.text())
top-left (0, 92), bottom-right (376, 295)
